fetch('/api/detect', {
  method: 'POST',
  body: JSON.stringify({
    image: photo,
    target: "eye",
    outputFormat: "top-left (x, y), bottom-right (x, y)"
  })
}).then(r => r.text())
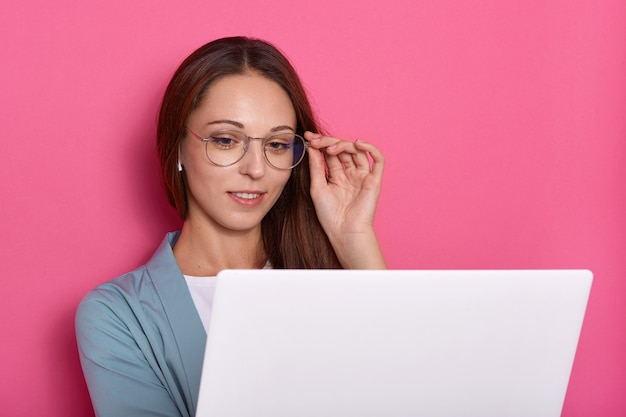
top-left (208, 132), bottom-right (243, 149)
top-left (265, 135), bottom-right (293, 154)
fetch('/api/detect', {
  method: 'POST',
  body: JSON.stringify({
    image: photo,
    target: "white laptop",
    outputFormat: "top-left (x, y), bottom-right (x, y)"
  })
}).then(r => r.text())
top-left (195, 269), bottom-right (592, 417)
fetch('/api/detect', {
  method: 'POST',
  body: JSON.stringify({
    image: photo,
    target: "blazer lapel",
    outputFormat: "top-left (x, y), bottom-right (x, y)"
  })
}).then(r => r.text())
top-left (147, 232), bottom-right (207, 413)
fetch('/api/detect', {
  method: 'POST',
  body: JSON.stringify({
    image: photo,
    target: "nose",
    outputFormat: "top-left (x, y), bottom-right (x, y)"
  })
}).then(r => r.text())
top-left (238, 138), bottom-right (266, 178)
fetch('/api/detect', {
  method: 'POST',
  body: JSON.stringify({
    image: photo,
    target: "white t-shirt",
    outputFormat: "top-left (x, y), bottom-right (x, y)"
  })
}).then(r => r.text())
top-left (185, 263), bottom-right (271, 332)
top-left (184, 275), bottom-right (217, 333)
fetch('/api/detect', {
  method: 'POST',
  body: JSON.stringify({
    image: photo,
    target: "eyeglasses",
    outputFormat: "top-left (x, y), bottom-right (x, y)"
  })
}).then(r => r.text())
top-left (186, 127), bottom-right (310, 170)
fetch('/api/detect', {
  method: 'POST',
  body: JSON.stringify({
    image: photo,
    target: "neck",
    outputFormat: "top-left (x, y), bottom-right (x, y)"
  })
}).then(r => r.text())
top-left (173, 218), bottom-right (266, 277)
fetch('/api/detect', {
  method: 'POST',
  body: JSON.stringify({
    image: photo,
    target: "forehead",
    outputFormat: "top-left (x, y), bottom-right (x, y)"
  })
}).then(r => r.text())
top-left (190, 73), bottom-right (296, 129)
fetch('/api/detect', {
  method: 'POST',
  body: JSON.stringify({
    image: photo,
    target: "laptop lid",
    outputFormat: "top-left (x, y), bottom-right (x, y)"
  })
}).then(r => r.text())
top-left (195, 269), bottom-right (592, 417)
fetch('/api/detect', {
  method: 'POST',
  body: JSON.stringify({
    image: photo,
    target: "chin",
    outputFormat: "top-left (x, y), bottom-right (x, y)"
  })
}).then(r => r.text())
top-left (219, 216), bottom-right (266, 234)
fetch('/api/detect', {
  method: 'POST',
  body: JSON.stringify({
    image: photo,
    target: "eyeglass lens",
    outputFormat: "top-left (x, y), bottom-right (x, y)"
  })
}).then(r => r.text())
top-left (204, 131), bottom-right (307, 169)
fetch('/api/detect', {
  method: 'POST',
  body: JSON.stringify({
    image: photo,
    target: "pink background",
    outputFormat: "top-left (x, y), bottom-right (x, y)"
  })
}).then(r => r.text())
top-left (1, 0), bottom-right (624, 415)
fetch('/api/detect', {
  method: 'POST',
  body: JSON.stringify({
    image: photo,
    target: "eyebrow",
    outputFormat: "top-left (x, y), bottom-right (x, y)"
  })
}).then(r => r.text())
top-left (207, 120), bottom-right (295, 133)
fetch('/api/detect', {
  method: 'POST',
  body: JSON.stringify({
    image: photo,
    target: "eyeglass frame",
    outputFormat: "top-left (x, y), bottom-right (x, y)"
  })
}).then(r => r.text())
top-left (185, 126), bottom-right (310, 170)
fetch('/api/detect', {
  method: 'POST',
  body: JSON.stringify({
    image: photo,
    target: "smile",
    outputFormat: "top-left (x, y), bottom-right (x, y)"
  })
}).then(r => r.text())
top-left (232, 192), bottom-right (261, 199)
top-left (228, 191), bottom-right (266, 207)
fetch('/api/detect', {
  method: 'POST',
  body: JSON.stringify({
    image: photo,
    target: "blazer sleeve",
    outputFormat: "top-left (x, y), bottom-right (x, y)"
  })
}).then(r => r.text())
top-left (75, 289), bottom-right (190, 417)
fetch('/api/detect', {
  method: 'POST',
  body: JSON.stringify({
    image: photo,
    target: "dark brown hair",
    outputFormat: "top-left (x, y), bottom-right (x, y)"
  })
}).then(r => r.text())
top-left (157, 36), bottom-right (341, 268)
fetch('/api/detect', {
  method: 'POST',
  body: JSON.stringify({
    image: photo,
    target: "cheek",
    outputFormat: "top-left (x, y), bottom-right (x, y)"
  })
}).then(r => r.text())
top-left (180, 136), bottom-right (208, 165)
top-left (265, 172), bottom-right (293, 206)
top-left (182, 142), bottom-right (228, 180)
top-left (275, 171), bottom-right (293, 192)
top-left (183, 163), bottom-right (230, 197)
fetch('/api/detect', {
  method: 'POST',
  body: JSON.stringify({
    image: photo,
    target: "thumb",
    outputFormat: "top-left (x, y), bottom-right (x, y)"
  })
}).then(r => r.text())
top-left (307, 147), bottom-right (327, 194)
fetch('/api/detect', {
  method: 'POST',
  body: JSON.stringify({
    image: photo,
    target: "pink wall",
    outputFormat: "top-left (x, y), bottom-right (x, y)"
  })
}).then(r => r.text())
top-left (1, 0), bottom-right (624, 415)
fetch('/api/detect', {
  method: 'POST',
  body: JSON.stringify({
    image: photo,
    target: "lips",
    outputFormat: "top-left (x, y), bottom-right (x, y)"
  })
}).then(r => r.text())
top-left (228, 191), bottom-right (266, 206)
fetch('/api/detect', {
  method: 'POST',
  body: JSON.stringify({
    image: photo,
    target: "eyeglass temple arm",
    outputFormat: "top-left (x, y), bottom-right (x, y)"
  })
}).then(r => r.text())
top-left (185, 127), bottom-right (208, 142)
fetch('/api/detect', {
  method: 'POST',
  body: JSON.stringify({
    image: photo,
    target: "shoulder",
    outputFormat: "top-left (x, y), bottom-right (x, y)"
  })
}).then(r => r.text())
top-left (77, 265), bottom-right (150, 315)
top-left (75, 266), bottom-right (157, 341)
top-left (76, 231), bottom-right (181, 328)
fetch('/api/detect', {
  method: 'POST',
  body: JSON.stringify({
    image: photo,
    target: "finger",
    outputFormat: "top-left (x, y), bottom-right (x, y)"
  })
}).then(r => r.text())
top-left (323, 140), bottom-right (357, 155)
top-left (305, 132), bottom-right (380, 174)
top-left (307, 147), bottom-right (328, 192)
top-left (304, 131), bottom-right (340, 150)
top-left (305, 133), bottom-right (343, 174)
top-left (323, 147), bottom-right (346, 178)
top-left (355, 139), bottom-right (385, 178)
top-left (337, 151), bottom-right (356, 169)
top-left (305, 132), bottom-right (362, 157)
top-left (351, 142), bottom-right (372, 171)
top-left (326, 140), bottom-right (371, 172)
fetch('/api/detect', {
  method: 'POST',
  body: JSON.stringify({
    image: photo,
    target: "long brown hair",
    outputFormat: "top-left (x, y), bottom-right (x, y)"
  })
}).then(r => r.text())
top-left (157, 37), bottom-right (341, 269)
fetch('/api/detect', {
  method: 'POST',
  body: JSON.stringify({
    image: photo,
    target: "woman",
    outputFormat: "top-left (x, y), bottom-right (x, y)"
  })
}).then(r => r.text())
top-left (76, 36), bottom-right (386, 417)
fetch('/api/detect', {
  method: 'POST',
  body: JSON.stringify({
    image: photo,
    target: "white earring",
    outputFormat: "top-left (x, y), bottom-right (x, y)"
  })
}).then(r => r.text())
top-left (177, 161), bottom-right (183, 172)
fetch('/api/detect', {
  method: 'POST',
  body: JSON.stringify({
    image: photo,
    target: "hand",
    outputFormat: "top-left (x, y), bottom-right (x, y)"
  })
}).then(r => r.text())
top-left (305, 131), bottom-right (387, 269)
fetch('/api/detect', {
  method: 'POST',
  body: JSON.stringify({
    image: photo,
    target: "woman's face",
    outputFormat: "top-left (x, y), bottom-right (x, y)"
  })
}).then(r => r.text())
top-left (181, 73), bottom-right (295, 234)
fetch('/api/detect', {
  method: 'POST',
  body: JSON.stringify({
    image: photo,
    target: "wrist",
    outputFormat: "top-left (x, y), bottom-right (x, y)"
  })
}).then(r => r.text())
top-left (328, 229), bottom-right (387, 270)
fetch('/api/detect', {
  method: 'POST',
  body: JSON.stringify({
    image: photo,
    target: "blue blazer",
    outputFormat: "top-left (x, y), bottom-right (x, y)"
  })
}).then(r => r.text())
top-left (76, 232), bottom-right (206, 417)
